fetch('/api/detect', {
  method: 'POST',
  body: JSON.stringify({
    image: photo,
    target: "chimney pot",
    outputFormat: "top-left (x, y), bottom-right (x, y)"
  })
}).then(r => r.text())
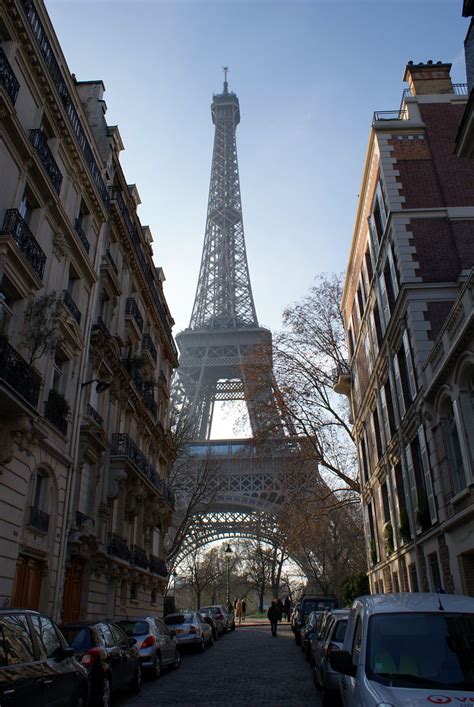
top-left (403, 60), bottom-right (453, 96)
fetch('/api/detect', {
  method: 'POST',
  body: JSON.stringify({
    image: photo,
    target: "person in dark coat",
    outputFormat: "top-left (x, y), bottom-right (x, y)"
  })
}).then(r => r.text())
top-left (267, 599), bottom-right (280, 637)
top-left (277, 598), bottom-right (283, 620)
top-left (283, 597), bottom-right (291, 622)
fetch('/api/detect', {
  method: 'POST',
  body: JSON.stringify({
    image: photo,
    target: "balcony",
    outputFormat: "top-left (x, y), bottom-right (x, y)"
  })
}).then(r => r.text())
top-left (91, 316), bottom-right (111, 339)
top-left (0, 209), bottom-right (46, 280)
top-left (143, 394), bottom-right (157, 418)
top-left (29, 130), bottom-right (62, 195)
top-left (142, 333), bottom-right (157, 364)
top-left (63, 290), bottom-right (81, 324)
top-left (149, 556), bottom-right (169, 577)
top-left (106, 249), bottom-right (118, 275)
top-left (372, 108), bottom-right (408, 125)
top-left (111, 433), bottom-right (163, 492)
top-left (0, 46), bottom-right (20, 104)
top-left (28, 506), bottom-right (49, 533)
top-left (85, 403), bottom-right (103, 426)
top-left (125, 297), bottom-right (143, 333)
top-left (44, 389), bottom-right (69, 435)
top-left (74, 218), bottom-right (90, 254)
top-left (107, 532), bottom-right (131, 562)
top-left (0, 338), bottom-right (41, 409)
top-left (131, 545), bottom-right (149, 570)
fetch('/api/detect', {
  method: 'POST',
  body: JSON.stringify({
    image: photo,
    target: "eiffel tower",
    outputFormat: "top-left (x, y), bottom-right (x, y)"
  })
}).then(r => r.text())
top-left (171, 72), bottom-right (305, 562)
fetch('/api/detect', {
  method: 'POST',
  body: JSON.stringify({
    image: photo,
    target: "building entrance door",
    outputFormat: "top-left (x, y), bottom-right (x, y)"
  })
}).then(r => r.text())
top-left (11, 556), bottom-right (43, 609)
top-left (61, 557), bottom-right (85, 622)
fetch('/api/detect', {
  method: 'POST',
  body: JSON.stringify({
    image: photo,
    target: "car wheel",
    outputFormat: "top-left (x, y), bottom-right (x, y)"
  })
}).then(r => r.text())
top-left (130, 664), bottom-right (142, 694)
top-left (295, 632), bottom-right (301, 645)
top-left (171, 648), bottom-right (181, 669)
top-left (208, 632), bottom-right (214, 647)
top-left (231, 621), bottom-right (235, 631)
top-left (198, 637), bottom-right (205, 653)
top-left (313, 666), bottom-right (321, 690)
top-left (150, 653), bottom-right (161, 680)
top-left (321, 685), bottom-right (334, 707)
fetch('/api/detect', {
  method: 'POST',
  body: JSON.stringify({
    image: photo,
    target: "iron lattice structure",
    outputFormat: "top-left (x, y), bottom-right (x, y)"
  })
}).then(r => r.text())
top-left (171, 78), bottom-right (310, 563)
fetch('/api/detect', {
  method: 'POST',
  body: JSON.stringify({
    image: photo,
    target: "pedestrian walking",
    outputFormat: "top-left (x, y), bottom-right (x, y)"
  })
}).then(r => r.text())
top-left (277, 598), bottom-right (283, 621)
top-left (284, 597), bottom-right (291, 622)
top-left (267, 599), bottom-right (280, 637)
top-left (235, 598), bottom-right (243, 625)
top-left (241, 598), bottom-right (246, 621)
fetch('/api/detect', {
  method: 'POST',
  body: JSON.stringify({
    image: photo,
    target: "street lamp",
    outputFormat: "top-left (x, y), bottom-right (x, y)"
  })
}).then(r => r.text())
top-left (224, 544), bottom-right (233, 605)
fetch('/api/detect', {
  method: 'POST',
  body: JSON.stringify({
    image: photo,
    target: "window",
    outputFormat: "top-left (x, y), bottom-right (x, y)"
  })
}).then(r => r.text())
top-left (130, 582), bottom-right (137, 601)
top-left (96, 623), bottom-right (116, 648)
top-left (373, 408), bottom-right (383, 460)
top-left (352, 616), bottom-right (363, 665)
top-left (381, 483), bottom-right (391, 524)
top-left (30, 615), bottom-right (63, 659)
top-left (110, 624), bottom-right (128, 646)
top-left (19, 189), bottom-right (34, 225)
top-left (442, 400), bottom-right (468, 495)
top-left (365, 246), bottom-right (374, 284)
top-left (428, 552), bottom-right (442, 592)
top-left (51, 350), bottom-right (67, 393)
top-left (32, 470), bottom-right (48, 511)
top-left (0, 615), bottom-right (35, 665)
top-left (359, 433), bottom-right (369, 485)
top-left (409, 563), bottom-right (419, 592)
top-left (392, 572), bottom-right (400, 593)
top-left (394, 463), bottom-right (408, 516)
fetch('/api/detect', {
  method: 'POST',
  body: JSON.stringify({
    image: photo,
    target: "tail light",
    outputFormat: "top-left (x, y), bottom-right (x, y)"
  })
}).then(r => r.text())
top-left (141, 635), bottom-right (156, 649)
top-left (81, 648), bottom-right (101, 666)
top-left (217, 612), bottom-right (224, 620)
top-left (327, 643), bottom-right (340, 656)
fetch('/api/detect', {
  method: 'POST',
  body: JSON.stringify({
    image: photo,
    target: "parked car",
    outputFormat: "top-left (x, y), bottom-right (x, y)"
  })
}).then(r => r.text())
top-left (312, 609), bottom-right (349, 705)
top-left (293, 596), bottom-right (338, 645)
top-left (330, 593), bottom-right (474, 706)
top-left (199, 612), bottom-right (219, 641)
top-left (200, 604), bottom-right (235, 632)
top-left (61, 620), bottom-right (141, 706)
top-left (164, 612), bottom-right (213, 651)
top-left (301, 610), bottom-right (324, 659)
top-left (117, 616), bottom-right (181, 678)
top-left (0, 609), bottom-right (89, 707)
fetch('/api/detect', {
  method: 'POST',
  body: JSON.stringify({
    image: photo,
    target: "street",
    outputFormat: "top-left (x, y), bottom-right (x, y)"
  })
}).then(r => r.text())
top-left (117, 623), bottom-right (320, 706)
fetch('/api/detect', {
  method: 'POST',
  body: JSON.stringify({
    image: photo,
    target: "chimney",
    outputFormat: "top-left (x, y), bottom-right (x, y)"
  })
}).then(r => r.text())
top-left (403, 61), bottom-right (454, 96)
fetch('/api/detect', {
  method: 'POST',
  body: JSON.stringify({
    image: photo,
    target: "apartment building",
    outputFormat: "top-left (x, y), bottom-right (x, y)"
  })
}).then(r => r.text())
top-left (0, 0), bottom-right (178, 621)
top-left (338, 61), bottom-right (474, 596)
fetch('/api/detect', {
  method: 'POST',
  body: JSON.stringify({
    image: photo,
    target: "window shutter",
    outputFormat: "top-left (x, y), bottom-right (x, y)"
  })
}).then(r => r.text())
top-left (379, 386), bottom-right (390, 445)
top-left (368, 216), bottom-right (379, 258)
top-left (452, 398), bottom-right (473, 482)
top-left (388, 465), bottom-right (400, 523)
top-left (377, 184), bottom-right (387, 230)
top-left (362, 505), bottom-right (372, 564)
top-left (403, 443), bottom-right (418, 533)
top-left (369, 310), bottom-right (379, 358)
top-left (387, 244), bottom-right (399, 298)
top-left (417, 426), bottom-right (437, 524)
top-left (402, 330), bottom-right (417, 401)
top-left (379, 273), bottom-right (390, 329)
top-left (392, 355), bottom-right (405, 419)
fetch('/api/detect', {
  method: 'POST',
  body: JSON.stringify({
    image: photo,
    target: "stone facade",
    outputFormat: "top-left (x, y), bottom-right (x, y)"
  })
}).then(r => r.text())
top-left (0, 0), bottom-right (178, 621)
top-left (339, 61), bottom-right (474, 597)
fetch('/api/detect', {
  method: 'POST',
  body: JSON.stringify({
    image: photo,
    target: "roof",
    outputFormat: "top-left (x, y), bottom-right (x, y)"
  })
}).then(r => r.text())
top-left (354, 593), bottom-right (474, 614)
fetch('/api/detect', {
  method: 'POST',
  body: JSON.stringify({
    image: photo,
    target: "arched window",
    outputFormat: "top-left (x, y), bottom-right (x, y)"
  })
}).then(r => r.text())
top-left (29, 468), bottom-right (50, 534)
top-left (440, 398), bottom-right (467, 496)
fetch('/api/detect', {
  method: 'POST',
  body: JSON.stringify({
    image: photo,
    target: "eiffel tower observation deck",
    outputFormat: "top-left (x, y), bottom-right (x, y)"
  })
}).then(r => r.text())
top-left (171, 72), bottom-right (317, 563)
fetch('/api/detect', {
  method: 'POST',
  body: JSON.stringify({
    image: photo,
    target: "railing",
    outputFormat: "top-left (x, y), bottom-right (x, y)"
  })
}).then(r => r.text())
top-left (63, 290), bottom-right (81, 324)
top-left (0, 337), bottom-right (41, 408)
top-left (0, 209), bottom-right (46, 280)
top-left (28, 506), bottom-right (49, 533)
top-left (111, 432), bottom-right (161, 489)
top-left (402, 83), bottom-right (468, 102)
top-left (112, 190), bottom-right (176, 351)
top-left (105, 248), bottom-right (118, 275)
top-left (131, 545), bottom-right (149, 570)
top-left (74, 218), bottom-right (90, 254)
top-left (373, 109), bottom-right (408, 124)
top-left (85, 403), bottom-right (103, 426)
top-left (142, 333), bottom-right (157, 363)
top-left (125, 297), bottom-right (143, 332)
top-left (107, 532), bottom-right (131, 562)
top-left (91, 316), bottom-right (111, 338)
top-left (149, 556), bottom-right (168, 577)
top-left (29, 129), bottom-right (62, 194)
top-left (21, 0), bottom-right (110, 209)
top-left (0, 46), bottom-right (20, 104)
top-left (44, 391), bottom-right (69, 435)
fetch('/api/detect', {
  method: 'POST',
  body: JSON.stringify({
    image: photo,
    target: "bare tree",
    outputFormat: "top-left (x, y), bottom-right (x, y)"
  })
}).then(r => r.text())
top-left (22, 292), bottom-right (63, 366)
top-left (181, 547), bottom-right (222, 609)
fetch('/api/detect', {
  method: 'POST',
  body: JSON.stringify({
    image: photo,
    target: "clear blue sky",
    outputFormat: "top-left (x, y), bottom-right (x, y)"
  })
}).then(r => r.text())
top-left (46, 0), bottom-right (468, 335)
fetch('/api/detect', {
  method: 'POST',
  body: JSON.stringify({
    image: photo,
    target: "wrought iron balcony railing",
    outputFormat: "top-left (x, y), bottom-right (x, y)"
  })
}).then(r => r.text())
top-left (107, 532), bottom-right (131, 562)
top-left (21, 0), bottom-right (110, 209)
top-left (0, 46), bottom-right (20, 104)
top-left (142, 333), bottom-right (157, 363)
top-left (29, 506), bottom-right (49, 533)
top-left (373, 109), bottom-right (408, 124)
top-left (44, 390), bottom-right (69, 435)
top-left (91, 316), bottom-right (111, 338)
top-left (0, 209), bottom-right (46, 280)
top-left (149, 555), bottom-right (169, 577)
top-left (74, 218), bottom-right (90, 254)
top-left (63, 289), bottom-right (81, 324)
top-left (29, 130), bottom-right (62, 194)
top-left (85, 403), bottom-right (103, 426)
top-left (125, 297), bottom-right (143, 332)
top-left (106, 248), bottom-right (118, 275)
top-left (111, 432), bottom-right (160, 488)
top-left (0, 338), bottom-right (41, 408)
top-left (131, 545), bottom-right (149, 570)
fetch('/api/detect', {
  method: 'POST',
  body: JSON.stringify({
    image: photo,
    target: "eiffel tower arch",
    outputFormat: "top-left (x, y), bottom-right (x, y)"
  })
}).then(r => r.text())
top-left (170, 75), bottom-right (312, 568)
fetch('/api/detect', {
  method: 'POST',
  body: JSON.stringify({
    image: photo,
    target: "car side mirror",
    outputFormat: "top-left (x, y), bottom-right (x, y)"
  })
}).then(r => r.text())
top-left (128, 637), bottom-right (137, 647)
top-left (329, 650), bottom-right (357, 678)
top-left (58, 645), bottom-right (75, 660)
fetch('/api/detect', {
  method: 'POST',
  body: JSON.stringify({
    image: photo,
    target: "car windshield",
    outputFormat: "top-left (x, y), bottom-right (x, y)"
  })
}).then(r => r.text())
top-left (164, 614), bottom-right (194, 625)
top-left (303, 599), bottom-right (337, 614)
top-left (367, 612), bottom-right (474, 690)
top-left (61, 627), bottom-right (93, 651)
top-left (333, 619), bottom-right (347, 643)
top-left (118, 621), bottom-right (149, 636)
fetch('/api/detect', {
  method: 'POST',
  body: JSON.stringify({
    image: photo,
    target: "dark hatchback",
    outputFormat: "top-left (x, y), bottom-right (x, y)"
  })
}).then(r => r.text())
top-left (61, 620), bottom-right (141, 707)
top-left (0, 609), bottom-right (88, 706)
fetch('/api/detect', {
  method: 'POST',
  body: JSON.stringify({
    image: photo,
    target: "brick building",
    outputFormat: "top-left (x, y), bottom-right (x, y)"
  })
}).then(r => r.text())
top-left (0, 0), bottom-right (178, 620)
top-left (338, 62), bottom-right (474, 596)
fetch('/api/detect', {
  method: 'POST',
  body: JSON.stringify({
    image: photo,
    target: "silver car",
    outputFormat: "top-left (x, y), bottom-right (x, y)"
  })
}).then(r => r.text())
top-left (118, 616), bottom-right (181, 679)
top-left (164, 612), bottom-right (213, 651)
top-left (312, 609), bottom-right (349, 705)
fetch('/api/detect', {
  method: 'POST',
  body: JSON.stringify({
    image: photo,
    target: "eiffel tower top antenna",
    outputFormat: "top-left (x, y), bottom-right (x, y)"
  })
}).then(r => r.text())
top-left (223, 66), bottom-right (229, 93)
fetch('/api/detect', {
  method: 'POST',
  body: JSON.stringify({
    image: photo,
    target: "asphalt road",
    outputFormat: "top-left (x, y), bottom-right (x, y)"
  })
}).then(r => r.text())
top-left (116, 622), bottom-right (320, 706)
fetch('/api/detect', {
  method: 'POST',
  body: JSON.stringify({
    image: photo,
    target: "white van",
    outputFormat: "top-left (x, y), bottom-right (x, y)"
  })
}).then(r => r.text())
top-left (330, 593), bottom-right (474, 706)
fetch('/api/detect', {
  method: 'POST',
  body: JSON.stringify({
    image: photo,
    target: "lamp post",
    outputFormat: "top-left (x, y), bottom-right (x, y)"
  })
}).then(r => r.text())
top-left (224, 544), bottom-right (233, 605)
